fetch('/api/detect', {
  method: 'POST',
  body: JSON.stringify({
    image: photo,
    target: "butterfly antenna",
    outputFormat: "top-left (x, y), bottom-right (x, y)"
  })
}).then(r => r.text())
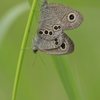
top-left (38, 0), bottom-right (48, 5)
top-left (21, 47), bottom-right (32, 50)
top-left (32, 53), bottom-right (37, 66)
top-left (38, 53), bottom-right (45, 65)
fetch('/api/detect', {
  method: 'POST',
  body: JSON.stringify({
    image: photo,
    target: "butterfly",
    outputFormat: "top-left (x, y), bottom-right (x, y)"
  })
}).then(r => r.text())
top-left (33, 0), bottom-right (83, 55)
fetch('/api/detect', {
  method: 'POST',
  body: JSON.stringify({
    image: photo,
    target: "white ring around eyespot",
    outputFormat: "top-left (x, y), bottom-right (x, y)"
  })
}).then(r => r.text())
top-left (53, 25), bottom-right (61, 31)
top-left (60, 42), bottom-right (66, 50)
top-left (38, 30), bottom-right (44, 35)
top-left (44, 29), bottom-right (49, 35)
top-left (48, 30), bottom-right (53, 35)
top-left (68, 13), bottom-right (76, 22)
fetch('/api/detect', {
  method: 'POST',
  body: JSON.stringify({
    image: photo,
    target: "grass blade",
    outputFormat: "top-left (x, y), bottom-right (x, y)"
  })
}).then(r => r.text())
top-left (52, 55), bottom-right (82, 100)
top-left (11, 0), bottom-right (38, 100)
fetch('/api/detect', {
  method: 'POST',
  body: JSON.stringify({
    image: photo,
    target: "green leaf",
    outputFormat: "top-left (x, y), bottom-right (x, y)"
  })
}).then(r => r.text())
top-left (52, 55), bottom-right (82, 100)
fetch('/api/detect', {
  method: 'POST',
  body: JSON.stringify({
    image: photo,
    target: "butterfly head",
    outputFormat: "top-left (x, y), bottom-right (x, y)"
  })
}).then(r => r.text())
top-left (33, 48), bottom-right (38, 54)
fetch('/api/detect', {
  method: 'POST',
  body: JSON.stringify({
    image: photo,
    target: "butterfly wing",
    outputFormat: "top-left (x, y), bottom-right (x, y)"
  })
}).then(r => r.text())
top-left (48, 3), bottom-right (83, 30)
top-left (40, 2), bottom-right (83, 31)
top-left (38, 2), bottom-right (63, 40)
top-left (33, 33), bottom-right (65, 50)
top-left (38, 33), bottom-right (74, 55)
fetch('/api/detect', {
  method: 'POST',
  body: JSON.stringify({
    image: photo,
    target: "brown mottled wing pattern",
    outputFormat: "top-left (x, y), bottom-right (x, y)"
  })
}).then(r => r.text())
top-left (48, 3), bottom-right (83, 30)
top-left (38, 2), bottom-right (62, 40)
top-left (33, 33), bottom-right (65, 50)
top-left (33, 33), bottom-right (74, 55)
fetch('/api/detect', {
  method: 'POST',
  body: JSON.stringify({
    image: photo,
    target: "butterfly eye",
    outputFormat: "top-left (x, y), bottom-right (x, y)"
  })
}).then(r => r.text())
top-left (60, 42), bottom-right (66, 50)
top-left (38, 30), bottom-right (44, 35)
top-left (68, 13), bottom-right (76, 22)
top-left (53, 25), bottom-right (61, 31)
top-left (44, 30), bottom-right (49, 34)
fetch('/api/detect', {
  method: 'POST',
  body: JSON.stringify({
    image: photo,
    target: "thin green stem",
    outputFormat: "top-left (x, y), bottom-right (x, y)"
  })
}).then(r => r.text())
top-left (11, 0), bottom-right (38, 100)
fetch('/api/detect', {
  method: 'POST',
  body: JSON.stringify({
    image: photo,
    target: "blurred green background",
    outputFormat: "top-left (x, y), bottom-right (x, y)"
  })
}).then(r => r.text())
top-left (0, 0), bottom-right (100, 100)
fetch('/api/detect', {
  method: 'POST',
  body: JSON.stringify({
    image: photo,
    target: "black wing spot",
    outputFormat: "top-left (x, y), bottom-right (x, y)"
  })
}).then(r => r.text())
top-left (68, 13), bottom-right (76, 21)
top-left (49, 31), bottom-right (53, 35)
top-left (54, 38), bottom-right (58, 45)
top-left (55, 38), bottom-right (57, 41)
top-left (39, 30), bottom-right (43, 34)
top-left (58, 26), bottom-right (61, 29)
top-left (54, 26), bottom-right (58, 30)
top-left (60, 43), bottom-right (66, 50)
top-left (44, 30), bottom-right (48, 34)
top-left (55, 42), bottom-right (58, 45)
top-left (69, 14), bottom-right (74, 20)
top-left (53, 25), bottom-right (61, 31)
